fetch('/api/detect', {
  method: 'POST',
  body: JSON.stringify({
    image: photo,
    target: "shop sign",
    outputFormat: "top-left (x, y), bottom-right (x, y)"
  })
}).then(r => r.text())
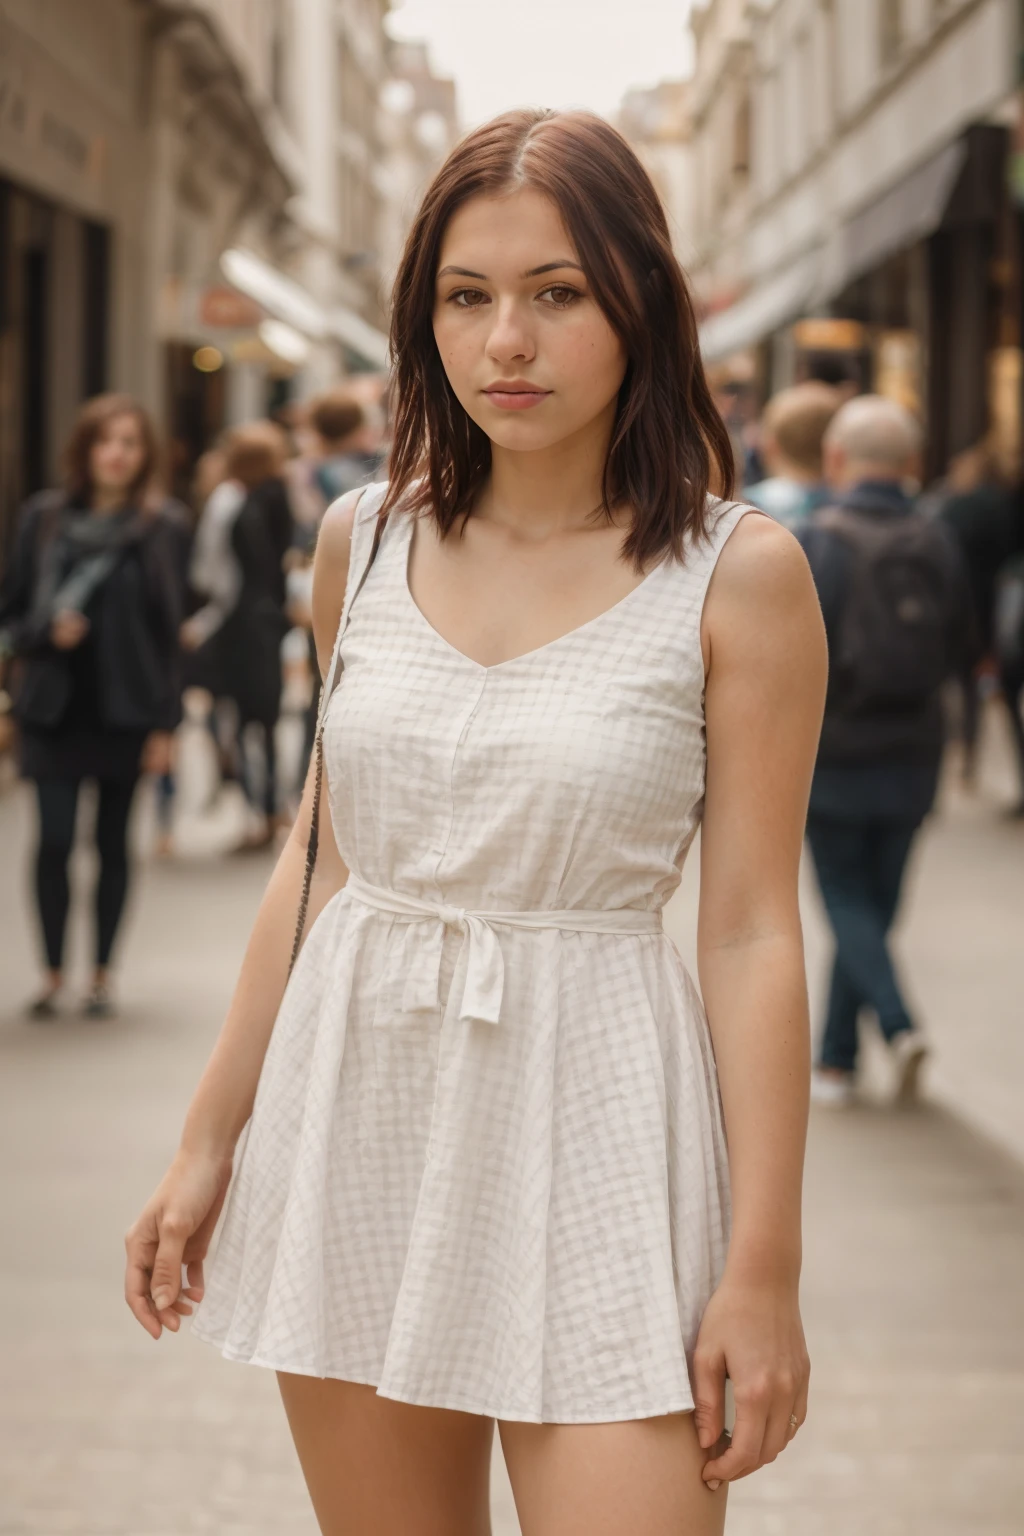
top-left (0, 13), bottom-right (112, 213)
top-left (792, 318), bottom-right (867, 353)
top-left (199, 286), bottom-right (264, 329)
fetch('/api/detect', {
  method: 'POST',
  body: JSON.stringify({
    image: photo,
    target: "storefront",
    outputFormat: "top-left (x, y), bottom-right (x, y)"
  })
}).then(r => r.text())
top-left (0, 3), bottom-right (147, 553)
top-left (824, 124), bottom-right (1018, 481)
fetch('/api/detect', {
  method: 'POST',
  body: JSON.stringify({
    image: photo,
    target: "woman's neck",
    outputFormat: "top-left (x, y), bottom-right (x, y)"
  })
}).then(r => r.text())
top-left (89, 486), bottom-right (129, 516)
top-left (480, 406), bottom-right (620, 539)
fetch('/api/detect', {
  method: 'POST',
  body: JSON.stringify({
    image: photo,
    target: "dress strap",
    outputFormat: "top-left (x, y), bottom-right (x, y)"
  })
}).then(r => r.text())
top-left (317, 482), bottom-right (389, 732)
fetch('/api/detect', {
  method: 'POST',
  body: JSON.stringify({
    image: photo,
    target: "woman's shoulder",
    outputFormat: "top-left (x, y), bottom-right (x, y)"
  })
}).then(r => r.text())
top-left (703, 498), bottom-right (821, 643)
top-left (703, 495), bottom-right (806, 584)
top-left (318, 480), bottom-right (391, 564)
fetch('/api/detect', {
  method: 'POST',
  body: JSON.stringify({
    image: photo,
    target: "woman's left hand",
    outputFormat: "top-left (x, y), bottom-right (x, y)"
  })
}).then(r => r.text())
top-left (691, 1274), bottom-right (810, 1490)
top-left (142, 731), bottom-right (174, 777)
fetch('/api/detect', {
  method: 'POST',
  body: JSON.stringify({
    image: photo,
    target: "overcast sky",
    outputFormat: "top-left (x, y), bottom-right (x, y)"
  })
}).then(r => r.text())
top-left (386, 0), bottom-right (696, 127)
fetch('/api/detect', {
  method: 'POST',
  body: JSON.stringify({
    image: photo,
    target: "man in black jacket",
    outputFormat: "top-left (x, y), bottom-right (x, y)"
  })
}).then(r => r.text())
top-left (796, 396), bottom-right (975, 1107)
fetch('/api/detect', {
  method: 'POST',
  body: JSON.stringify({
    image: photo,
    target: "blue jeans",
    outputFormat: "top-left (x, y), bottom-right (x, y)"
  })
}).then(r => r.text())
top-left (805, 815), bottom-right (919, 1072)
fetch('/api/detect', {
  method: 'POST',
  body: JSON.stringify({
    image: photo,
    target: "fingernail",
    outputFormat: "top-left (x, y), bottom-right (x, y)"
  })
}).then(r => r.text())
top-left (707, 1480), bottom-right (721, 1492)
top-left (152, 1289), bottom-right (172, 1310)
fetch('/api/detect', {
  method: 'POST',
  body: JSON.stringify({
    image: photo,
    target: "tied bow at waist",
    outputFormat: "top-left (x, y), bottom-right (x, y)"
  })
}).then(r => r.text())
top-left (345, 875), bottom-right (663, 1027)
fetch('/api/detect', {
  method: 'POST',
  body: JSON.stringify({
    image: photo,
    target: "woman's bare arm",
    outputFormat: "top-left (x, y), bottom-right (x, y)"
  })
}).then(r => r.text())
top-left (124, 490), bottom-right (362, 1338)
top-left (692, 513), bottom-right (827, 1487)
top-left (179, 491), bottom-right (361, 1158)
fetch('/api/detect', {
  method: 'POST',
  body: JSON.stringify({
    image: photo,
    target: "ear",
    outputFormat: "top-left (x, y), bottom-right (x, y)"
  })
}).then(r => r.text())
top-left (822, 440), bottom-right (843, 484)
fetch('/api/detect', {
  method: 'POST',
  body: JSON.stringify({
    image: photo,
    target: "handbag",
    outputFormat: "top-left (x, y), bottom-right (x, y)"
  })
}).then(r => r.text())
top-left (289, 490), bottom-right (389, 973)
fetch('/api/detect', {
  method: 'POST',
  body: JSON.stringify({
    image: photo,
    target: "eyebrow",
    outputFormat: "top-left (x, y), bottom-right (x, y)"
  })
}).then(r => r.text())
top-left (436, 260), bottom-right (585, 280)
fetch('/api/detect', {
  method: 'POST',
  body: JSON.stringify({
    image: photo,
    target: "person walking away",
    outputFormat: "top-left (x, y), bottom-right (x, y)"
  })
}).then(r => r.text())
top-left (744, 383), bottom-right (841, 531)
top-left (934, 441), bottom-right (1019, 782)
top-left (0, 394), bottom-right (183, 1019)
top-left (181, 422), bottom-right (294, 849)
top-left (797, 396), bottom-right (976, 1106)
top-left (993, 544), bottom-right (1024, 811)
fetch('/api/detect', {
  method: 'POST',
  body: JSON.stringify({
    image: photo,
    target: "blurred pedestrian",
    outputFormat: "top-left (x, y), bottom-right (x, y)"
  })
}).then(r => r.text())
top-left (797, 396), bottom-right (976, 1106)
top-left (994, 547), bottom-right (1024, 810)
top-left (309, 389), bottom-right (385, 504)
top-left (181, 421), bottom-right (294, 848)
top-left (934, 441), bottom-right (1019, 780)
top-left (744, 382), bottom-right (841, 530)
top-left (0, 394), bottom-right (184, 1019)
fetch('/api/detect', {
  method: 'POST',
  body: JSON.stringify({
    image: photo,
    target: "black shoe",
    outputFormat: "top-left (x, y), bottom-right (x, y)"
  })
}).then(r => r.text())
top-left (26, 992), bottom-right (61, 1021)
top-left (82, 986), bottom-right (115, 1020)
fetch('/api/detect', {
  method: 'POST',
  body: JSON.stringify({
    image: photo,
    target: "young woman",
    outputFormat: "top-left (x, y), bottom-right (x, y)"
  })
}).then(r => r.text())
top-left (125, 111), bottom-right (826, 1535)
top-left (0, 395), bottom-right (184, 1018)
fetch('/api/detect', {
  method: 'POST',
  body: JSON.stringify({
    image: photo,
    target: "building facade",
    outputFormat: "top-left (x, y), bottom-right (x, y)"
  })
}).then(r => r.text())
top-left (0, 0), bottom-right (403, 545)
top-left (377, 38), bottom-right (459, 305)
top-left (618, 80), bottom-right (695, 266)
top-left (688, 0), bottom-right (1021, 478)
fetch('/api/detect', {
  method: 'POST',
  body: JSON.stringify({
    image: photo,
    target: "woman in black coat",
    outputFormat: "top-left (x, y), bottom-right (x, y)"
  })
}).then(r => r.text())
top-left (0, 394), bottom-right (184, 1018)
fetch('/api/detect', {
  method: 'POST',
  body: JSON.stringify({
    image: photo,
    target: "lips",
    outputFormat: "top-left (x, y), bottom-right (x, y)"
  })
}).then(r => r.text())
top-left (482, 383), bottom-right (552, 411)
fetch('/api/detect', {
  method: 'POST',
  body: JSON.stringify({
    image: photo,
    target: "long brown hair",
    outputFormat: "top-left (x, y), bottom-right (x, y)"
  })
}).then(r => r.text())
top-left (385, 108), bottom-right (735, 568)
top-left (62, 393), bottom-right (159, 506)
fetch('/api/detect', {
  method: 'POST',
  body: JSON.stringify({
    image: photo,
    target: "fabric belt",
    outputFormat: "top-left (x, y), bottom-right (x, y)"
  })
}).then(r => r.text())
top-left (345, 874), bottom-right (663, 1027)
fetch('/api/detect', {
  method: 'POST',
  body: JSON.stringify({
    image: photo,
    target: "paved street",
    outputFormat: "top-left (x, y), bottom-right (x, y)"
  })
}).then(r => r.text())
top-left (1, 714), bottom-right (1023, 1534)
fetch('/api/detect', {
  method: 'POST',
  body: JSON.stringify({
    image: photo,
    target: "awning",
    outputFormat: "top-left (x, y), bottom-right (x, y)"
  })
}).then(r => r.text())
top-left (330, 307), bottom-right (390, 370)
top-left (220, 247), bottom-right (390, 369)
top-left (221, 248), bottom-right (328, 338)
top-left (699, 251), bottom-right (821, 361)
top-left (836, 138), bottom-right (968, 294)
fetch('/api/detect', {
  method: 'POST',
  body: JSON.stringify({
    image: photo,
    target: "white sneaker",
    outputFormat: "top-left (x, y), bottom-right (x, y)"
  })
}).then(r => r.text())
top-left (889, 1028), bottom-right (928, 1103)
top-left (811, 1069), bottom-right (856, 1108)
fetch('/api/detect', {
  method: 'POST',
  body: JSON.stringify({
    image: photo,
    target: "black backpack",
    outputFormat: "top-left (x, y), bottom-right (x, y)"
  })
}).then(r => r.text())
top-left (815, 504), bottom-right (958, 715)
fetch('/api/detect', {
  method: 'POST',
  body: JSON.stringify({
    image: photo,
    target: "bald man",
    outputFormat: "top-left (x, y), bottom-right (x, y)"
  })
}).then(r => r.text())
top-left (796, 396), bottom-right (975, 1107)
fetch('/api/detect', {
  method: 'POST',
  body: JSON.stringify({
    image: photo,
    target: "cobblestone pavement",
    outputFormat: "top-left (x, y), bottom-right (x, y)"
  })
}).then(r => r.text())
top-left (1, 718), bottom-right (1022, 1533)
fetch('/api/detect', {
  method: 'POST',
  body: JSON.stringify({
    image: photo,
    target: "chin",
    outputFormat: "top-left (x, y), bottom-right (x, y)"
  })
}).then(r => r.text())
top-left (472, 413), bottom-right (572, 455)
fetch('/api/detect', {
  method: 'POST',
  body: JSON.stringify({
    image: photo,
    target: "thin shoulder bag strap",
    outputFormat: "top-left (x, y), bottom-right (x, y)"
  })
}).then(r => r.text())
top-left (289, 488), bottom-right (389, 974)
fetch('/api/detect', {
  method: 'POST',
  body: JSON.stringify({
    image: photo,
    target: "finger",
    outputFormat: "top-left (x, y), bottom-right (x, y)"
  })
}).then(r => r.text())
top-left (149, 1215), bottom-right (189, 1312)
top-left (125, 1254), bottom-right (162, 1340)
top-left (789, 1376), bottom-right (809, 1440)
top-left (703, 1395), bottom-right (767, 1486)
top-left (185, 1258), bottom-right (205, 1299)
top-left (691, 1347), bottom-right (725, 1452)
top-left (759, 1397), bottom-right (796, 1467)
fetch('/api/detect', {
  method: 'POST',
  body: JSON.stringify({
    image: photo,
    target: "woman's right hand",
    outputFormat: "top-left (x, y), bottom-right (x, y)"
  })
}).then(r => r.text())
top-left (124, 1148), bottom-right (233, 1339)
top-left (51, 610), bottom-right (89, 649)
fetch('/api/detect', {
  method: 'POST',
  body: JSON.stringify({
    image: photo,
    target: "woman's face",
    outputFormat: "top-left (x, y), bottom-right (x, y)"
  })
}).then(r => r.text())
top-left (89, 413), bottom-right (148, 498)
top-left (433, 188), bottom-right (628, 455)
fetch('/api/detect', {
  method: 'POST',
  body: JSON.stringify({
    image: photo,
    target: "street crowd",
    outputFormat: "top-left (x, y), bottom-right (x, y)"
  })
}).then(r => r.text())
top-left (0, 372), bottom-right (1021, 1112)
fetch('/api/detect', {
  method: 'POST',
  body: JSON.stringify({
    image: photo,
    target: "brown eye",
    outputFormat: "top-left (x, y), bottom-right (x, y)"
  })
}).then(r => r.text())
top-left (450, 288), bottom-right (489, 308)
top-left (540, 285), bottom-right (581, 309)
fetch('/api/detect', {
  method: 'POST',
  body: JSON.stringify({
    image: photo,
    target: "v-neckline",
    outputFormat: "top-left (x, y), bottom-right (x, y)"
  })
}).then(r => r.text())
top-left (401, 512), bottom-right (664, 675)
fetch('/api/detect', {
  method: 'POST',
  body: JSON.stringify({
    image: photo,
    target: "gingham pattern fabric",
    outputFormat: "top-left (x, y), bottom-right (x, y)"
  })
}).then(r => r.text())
top-left (191, 485), bottom-right (747, 1423)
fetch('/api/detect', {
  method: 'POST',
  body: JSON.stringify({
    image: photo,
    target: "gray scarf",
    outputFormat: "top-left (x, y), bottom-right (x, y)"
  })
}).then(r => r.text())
top-left (31, 506), bottom-right (144, 628)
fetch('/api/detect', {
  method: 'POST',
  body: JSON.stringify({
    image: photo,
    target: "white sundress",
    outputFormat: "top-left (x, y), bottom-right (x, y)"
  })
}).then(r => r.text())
top-left (191, 484), bottom-right (749, 1424)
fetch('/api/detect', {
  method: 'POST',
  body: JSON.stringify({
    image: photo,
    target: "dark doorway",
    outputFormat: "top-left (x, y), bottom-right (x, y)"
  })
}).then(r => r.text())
top-left (82, 220), bottom-right (110, 398)
top-left (164, 342), bottom-right (227, 503)
top-left (21, 245), bottom-right (49, 498)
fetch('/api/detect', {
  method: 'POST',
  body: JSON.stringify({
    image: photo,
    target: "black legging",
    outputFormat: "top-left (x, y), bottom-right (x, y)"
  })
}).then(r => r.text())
top-left (34, 778), bottom-right (138, 970)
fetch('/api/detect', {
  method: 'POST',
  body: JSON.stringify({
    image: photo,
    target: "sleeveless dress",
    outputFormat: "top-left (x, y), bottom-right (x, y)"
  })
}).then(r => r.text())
top-left (191, 485), bottom-right (750, 1424)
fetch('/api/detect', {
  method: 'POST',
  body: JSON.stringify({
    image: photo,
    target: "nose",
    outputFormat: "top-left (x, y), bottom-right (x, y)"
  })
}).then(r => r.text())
top-left (485, 297), bottom-right (535, 366)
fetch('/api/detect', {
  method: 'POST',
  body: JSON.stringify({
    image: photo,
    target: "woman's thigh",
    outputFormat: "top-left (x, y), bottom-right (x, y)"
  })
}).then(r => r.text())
top-left (276, 1374), bottom-right (495, 1536)
top-left (498, 1410), bottom-right (727, 1536)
